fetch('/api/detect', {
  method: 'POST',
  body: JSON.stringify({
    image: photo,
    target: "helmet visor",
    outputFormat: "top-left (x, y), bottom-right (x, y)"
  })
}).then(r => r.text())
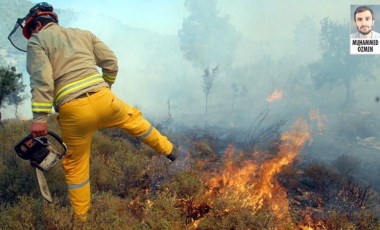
top-left (8, 18), bottom-right (28, 52)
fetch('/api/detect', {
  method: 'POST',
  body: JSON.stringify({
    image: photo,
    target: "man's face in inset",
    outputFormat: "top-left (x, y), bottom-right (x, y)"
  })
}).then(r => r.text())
top-left (355, 10), bottom-right (374, 35)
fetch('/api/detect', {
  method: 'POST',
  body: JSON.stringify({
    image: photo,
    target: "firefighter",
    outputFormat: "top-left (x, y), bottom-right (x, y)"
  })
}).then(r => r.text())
top-left (20, 2), bottom-right (177, 221)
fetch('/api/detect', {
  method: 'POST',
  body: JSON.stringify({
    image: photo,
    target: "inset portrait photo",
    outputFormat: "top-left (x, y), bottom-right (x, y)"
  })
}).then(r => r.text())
top-left (350, 5), bottom-right (380, 54)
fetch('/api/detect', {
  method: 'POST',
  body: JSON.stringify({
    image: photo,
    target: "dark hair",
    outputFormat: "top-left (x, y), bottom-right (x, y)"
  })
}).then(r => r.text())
top-left (27, 15), bottom-right (57, 35)
top-left (354, 6), bottom-right (375, 21)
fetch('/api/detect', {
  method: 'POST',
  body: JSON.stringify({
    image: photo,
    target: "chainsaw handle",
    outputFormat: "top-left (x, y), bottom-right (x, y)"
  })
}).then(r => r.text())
top-left (47, 130), bottom-right (67, 156)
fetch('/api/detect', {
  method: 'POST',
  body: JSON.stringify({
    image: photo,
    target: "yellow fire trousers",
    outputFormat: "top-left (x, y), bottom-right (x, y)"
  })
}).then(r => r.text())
top-left (57, 87), bottom-right (173, 219)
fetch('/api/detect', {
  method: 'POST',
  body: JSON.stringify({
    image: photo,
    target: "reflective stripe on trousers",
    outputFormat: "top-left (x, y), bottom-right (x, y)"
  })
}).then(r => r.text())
top-left (58, 87), bottom-right (173, 217)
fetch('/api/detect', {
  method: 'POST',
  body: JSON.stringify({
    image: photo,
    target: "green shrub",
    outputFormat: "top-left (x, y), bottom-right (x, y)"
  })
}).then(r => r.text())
top-left (90, 131), bottom-right (152, 197)
top-left (141, 191), bottom-right (185, 230)
top-left (92, 131), bottom-right (128, 157)
top-left (41, 200), bottom-right (75, 229)
top-left (0, 162), bottom-right (39, 204)
top-left (45, 163), bottom-right (69, 205)
top-left (0, 195), bottom-right (39, 229)
top-left (197, 198), bottom-right (273, 230)
top-left (0, 192), bottom-right (143, 230)
top-left (90, 149), bottom-right (125, 193)
top-left (86, 192), bottom-right (138, 229)
top-left (163, 170), bottom-right (204, 199)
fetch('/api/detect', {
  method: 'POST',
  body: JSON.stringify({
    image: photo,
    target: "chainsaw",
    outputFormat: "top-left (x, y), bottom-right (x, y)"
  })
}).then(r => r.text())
top-left (14, 131), bottom-right (67, 202)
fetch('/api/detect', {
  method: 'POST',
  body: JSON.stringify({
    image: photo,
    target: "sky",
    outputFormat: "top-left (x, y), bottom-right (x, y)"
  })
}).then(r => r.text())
top-left (27, 0), bottom-right (380, 54)
top-left (30, 0), bottom-right (188, 35)
top-left (29, 0), bottom-right (380, 37)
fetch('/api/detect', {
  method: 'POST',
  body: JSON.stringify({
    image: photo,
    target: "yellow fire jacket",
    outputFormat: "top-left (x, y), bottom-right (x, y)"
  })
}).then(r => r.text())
top-left (26, 22), bottom-right (118, 122)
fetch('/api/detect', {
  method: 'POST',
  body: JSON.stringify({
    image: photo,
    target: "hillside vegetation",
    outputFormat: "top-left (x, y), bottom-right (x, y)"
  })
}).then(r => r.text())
top-left (0, 116), bottom-right (379, 229)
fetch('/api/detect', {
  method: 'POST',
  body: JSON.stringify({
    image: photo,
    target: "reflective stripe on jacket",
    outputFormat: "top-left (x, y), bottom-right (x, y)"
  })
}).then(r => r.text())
top-left (54, 74), bottom-right (104, 105)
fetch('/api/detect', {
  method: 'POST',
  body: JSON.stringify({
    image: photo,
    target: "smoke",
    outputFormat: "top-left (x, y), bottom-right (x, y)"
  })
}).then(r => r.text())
top-left (2, 1), bottom-right (379, 139)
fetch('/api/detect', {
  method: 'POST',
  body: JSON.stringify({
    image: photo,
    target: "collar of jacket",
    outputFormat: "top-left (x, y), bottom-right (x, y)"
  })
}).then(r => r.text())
top-left (30, 22), bottom-right (57, 38)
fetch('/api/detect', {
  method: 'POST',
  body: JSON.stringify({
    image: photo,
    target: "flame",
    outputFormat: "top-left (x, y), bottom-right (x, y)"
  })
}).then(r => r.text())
top-left (267, 89), bottom-right (283, 103)
top-left (205, 119), bottom-right (310, 220)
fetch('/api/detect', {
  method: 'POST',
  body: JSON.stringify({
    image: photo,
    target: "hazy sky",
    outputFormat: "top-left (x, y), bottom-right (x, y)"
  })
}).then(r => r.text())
top-left (30, 0), bottom-right (187, 35)
top-left (29, 0), bottom-right (380, 35)
top-left (29, 0), bottom-right (380, 50)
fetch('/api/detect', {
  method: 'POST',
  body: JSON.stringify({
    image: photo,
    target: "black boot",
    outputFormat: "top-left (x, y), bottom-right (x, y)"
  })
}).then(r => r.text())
top-left (166, 146), bottom-right (178, 161)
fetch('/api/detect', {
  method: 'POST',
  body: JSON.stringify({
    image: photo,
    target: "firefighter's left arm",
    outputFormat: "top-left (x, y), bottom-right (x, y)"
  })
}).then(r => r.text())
top-left (91, 32), bottom-right (118, 86)
top-left (27, 35), bottom-right (54, 128)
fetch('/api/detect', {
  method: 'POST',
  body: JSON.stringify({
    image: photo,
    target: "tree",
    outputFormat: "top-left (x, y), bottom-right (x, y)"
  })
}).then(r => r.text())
top-left (0, 66), bottom-right (26, 120)
top-left (6, 92), bottom-right (27, 118)
top-left (293, 16), bottom-right (319, 64)
top-left (178, 0), bottom-right (240, 126)
top-left (203, 65), bottom-right (218, 117)
top-left (309, 18), bottom-right (378, 107)
top-left (178, 0), bottom-right (239, 71)
top-left (166, 97), bottom-right (172, 124)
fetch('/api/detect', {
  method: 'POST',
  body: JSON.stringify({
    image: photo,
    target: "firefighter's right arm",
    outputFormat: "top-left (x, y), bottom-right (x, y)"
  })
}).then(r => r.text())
top-left (26, 35), bottom-right (54, 124)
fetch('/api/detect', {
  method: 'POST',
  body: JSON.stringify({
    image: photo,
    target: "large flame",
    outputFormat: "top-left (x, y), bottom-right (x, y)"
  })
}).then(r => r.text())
top-left (205, 118), bottom-right (310, 220)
